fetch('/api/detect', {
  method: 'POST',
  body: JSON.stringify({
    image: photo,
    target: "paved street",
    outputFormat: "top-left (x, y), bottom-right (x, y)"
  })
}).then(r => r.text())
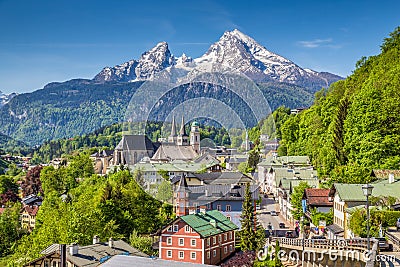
top-left (257, 195), bottom-right (295, 236)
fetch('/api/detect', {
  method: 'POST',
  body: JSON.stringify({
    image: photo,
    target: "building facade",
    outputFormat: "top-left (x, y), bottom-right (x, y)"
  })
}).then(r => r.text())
top-left (159, 210), bottom-right (237, 265)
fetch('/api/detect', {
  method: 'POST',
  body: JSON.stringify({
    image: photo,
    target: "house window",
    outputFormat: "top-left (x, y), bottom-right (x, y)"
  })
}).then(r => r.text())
top-left (213, 249), bottom-right (216, 257)
top-left (191, 252), bottom-right (196, 260)
top-left (226, 205), bottom-right (231, 211)
top-left (179, 251), bottom-right (184, 259)
top-left (217, 205), bottom-right (221, 211)
top-left (191, 239), bottom-right (196, 246)
top-left (224, 246), bottom-right (228, 253)
top-left (207, 238), bottom-right (210, 246)
top-left (213, 236), bottom-right (216, 244)
top-left (230, 244), bottom-right (233, 252)
top-left (167, 250), bottom-right (172, 258)
top-left (173, 225), bottom-right (179, 232)
top-left (52, 262), bottom-right (57, 267)
top-left (179, 238), bottom-right (184, 246)
top-left (207, 251), bottom-right (210, 259)
top-left (218, 235), bottom-right (222, 242)
top-left (167, 237), bottom-right (172, 245)
top-left (224, 233), bottom-right (227, 241)
top-left (185, 225), bottom-right (190, 232)
top-left (229, 231), bottom-right (233, 239)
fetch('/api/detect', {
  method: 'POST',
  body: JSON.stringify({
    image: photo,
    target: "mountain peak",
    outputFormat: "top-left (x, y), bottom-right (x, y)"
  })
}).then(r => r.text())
top-left (93, 30), bottom-right (342, 90)
top-left (135, 41), bottom-right (174, 80)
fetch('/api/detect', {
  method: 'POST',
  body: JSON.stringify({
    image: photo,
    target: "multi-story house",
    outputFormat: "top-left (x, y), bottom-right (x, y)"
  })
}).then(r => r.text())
top-left (159, 210), bottom-right (238, 265)
top-left (276, 177), bottom-right (319, 224)
top-left (328, 180), bottom-right (400, 239)
top-left (21, 205), bottom-right (39, 231)
top-left (172, 175), bottom-right (259, 228)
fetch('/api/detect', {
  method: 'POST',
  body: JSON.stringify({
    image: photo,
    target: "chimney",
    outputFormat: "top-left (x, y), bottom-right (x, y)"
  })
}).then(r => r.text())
top-left (93, 235), bottom-right (100, 245)
top-left (109, 237), bottom-right (114, 248)
top-left (200, 206), bottom-right (207, 214)
top-left (69, 243), bottom-right (78, 256)
top-left (389, 173), bottom-right (395, 184)
top-left (210, 219), bottom-right (217, 228)
top-left (60, 244), bottom-right (66, 267)
top-left (189, 207), bottom-right (196, 214)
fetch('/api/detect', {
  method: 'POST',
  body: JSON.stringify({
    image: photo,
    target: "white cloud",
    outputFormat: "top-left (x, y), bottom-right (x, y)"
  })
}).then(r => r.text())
top-left (297, 38), bottom-right (341, 49)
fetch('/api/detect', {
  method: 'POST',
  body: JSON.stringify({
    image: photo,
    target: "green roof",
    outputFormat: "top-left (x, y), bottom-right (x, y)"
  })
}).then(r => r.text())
top-left (333, 182), bottom-right (400, 202)
top-left (258, 156), bottom-right (311, 167)
top-left (132, 161), bottom-right (218, 173)
top-left (180, 210), bottom-right (238, 238)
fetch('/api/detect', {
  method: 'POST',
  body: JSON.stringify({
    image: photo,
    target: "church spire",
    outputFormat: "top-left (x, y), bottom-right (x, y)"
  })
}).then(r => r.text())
top-left (171, 116), bottom-right (177, 137)
top-left (177, 116), bottom-right (189, 146)
top-left (168, 116), bottom-right (178, 143)
top-left (179, 116), bottom-right (187, 136)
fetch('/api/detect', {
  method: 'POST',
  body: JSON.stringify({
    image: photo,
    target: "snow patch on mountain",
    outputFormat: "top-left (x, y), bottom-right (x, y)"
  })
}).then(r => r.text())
top-left (0, 91), bottom-right (17, 107)
top-left (93, 30), bottom-right (343, 91)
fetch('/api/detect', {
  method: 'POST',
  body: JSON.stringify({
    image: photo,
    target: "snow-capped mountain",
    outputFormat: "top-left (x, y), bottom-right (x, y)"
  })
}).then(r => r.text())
top-left (93, 29), bottom-right (342, 91)
top-left (94, 42), bottom-right (175, 82)
top-left (0, 91), bottom-right (17, 107)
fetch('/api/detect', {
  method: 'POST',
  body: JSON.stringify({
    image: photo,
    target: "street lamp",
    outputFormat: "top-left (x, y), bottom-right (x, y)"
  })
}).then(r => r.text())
top-left (362, 184), bottom-right (374, 251)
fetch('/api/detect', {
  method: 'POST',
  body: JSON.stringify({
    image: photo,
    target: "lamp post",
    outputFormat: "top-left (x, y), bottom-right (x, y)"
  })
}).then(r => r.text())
top-left (362, 184), bottom-right (374, 252)
top-left (301, 216), bottom-right (305, 252)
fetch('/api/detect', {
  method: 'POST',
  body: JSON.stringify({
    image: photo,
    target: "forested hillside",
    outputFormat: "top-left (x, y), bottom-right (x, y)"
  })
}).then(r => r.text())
top-left (0, 77), bottom-right (315, 147)
top-left (279, 27), bottom-right (400, 184)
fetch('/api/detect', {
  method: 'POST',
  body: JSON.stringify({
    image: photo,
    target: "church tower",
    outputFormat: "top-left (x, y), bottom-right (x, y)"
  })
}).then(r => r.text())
top-left (175, 175), bottom-right (191, 217)
top-left (190, 121), bottom-right (200, 153)
top-left (177, 116), bottom-right (189, 146)
top-left (168, 116), bottom-right (177, 144)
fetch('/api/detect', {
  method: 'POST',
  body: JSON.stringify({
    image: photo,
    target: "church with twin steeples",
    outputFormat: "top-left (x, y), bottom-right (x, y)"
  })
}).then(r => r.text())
top-left (152, 116), bottom-right (200, 162)
top-left (112, 116), bottom-right (200, 166)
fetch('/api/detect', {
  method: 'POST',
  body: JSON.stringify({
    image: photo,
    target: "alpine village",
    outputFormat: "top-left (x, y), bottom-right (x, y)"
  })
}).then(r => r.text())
top-left (1, 18), bottom-right (400, 267)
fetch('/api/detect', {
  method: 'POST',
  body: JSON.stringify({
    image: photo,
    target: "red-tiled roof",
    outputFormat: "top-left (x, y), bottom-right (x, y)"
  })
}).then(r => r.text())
top-left (23, 205), bottom-right (39, 216)
top-left (304, 188), bottom-right (332, 207)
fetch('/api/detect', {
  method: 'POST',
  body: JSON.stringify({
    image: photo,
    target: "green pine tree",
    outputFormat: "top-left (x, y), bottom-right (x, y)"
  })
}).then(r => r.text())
top-left (239, 182), bottom-right (264, 251)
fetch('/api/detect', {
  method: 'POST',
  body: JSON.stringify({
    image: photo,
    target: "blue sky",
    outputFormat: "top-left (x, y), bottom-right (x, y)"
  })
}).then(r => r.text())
top-left (0, 0), bottom-right (399, 93)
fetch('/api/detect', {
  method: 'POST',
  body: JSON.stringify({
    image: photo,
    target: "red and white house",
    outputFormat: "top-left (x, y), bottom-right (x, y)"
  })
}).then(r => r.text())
top-left (159, 210), bottom-right (238, 265)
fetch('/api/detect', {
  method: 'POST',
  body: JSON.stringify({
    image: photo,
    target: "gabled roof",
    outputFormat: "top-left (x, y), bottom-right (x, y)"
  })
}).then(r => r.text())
top-left (179, 210), bottom-right (238, 238)
top-left (325, 224), bottom-right (344, 234)
top-left (187, 184), bottom-right (259, 202)
top-left (330, 182), bottom-right (400, 202)
top-left (152, 143), bottom-right (197, 161)
top-left (22, 194), bottom-right (42, 206)
top-left (23, 205), bottom-right (39, 216)
top-left (90, 150), bottom-right (114, 157)
top-left (176, 175), bottom-right (191, 193)
top-left (188, 172), bottom-right (254, 185)
top-left (115, 135), bottom-right (156, 151)
top-left (192, 153), bottom-right (220, 166)
top-left (303, 188), bottom-right (332, 207)
top-left (32, 240), bottom-right (147, 267)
